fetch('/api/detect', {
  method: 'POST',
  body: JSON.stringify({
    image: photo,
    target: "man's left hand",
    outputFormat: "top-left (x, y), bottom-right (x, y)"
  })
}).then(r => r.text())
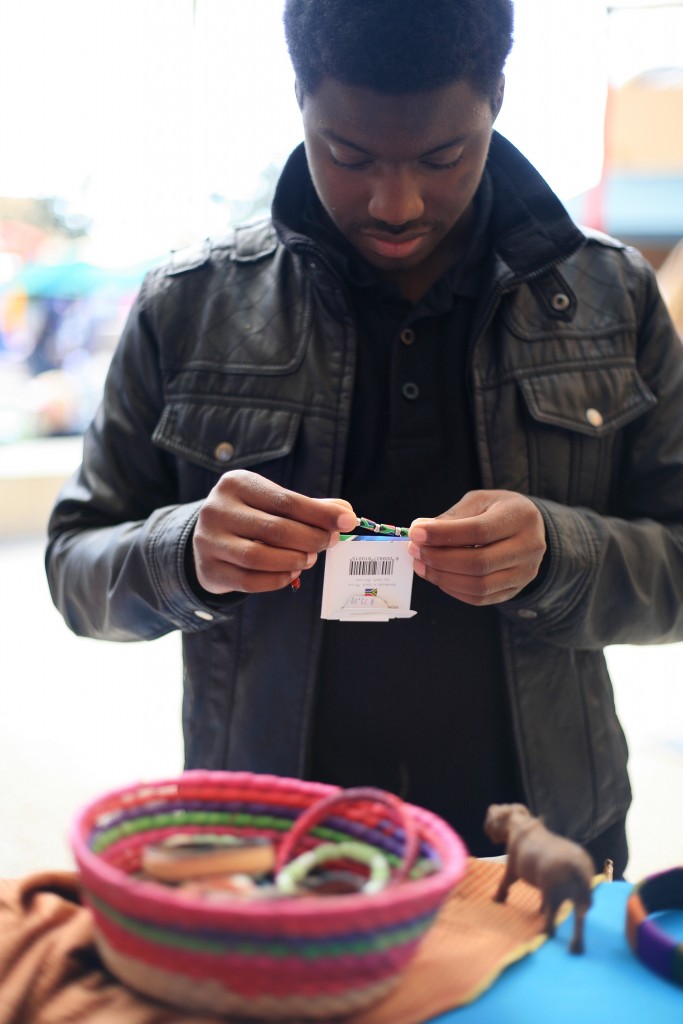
top-left (408, 490), bottom-right (547, 606)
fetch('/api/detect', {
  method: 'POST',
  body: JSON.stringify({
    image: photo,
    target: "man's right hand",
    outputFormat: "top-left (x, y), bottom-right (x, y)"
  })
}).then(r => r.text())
top-left (192, 470), bottom-right (357, 595)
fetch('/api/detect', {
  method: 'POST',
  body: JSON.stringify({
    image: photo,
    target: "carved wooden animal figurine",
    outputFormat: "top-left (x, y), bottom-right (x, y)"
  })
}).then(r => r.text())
top-left (484, 803), bottom-right (595, 954)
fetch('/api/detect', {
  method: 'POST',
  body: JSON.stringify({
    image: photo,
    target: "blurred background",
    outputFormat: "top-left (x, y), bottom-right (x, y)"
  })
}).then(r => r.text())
top-left (0, 0), bottom-right (682, 882)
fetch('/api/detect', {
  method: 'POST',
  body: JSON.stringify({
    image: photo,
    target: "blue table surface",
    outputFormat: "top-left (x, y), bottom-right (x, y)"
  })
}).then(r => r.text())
top-left (429, 881), bottom-right (683, 1024)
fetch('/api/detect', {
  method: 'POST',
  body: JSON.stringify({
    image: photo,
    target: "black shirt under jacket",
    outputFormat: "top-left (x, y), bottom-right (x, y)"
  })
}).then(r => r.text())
top-left (273, 160), bottom-right (521, 856)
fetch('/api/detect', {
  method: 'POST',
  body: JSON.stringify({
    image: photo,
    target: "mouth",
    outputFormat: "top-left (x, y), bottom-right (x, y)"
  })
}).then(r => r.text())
top-left (359, 231), bottom-right (430, 260)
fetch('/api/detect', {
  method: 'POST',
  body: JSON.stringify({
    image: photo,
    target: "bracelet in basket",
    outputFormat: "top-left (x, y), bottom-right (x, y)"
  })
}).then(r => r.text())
top-left (626, 867), bottom-right (683, 986)
top-left (275, 841), bottom-right (391, 896)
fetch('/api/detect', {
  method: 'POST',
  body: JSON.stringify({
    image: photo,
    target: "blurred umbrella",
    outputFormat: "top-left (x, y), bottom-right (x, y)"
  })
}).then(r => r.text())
top-left (3, 258), bottom-right (159, 300)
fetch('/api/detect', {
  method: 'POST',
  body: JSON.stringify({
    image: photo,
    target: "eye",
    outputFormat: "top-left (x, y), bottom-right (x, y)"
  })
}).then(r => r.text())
top-left (421, 154), bottom-right (464, 171)
top-left (330, 154), bottom-right (372, 170)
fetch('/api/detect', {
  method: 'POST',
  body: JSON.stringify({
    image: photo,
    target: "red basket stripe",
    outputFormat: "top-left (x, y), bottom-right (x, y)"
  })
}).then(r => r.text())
top-left (79, 869), bottom-right (450, 937)
top-left (93, 907), bottom-right (421, 997)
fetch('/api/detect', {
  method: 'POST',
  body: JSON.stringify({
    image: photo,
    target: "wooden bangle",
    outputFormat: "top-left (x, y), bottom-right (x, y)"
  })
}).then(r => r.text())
top-left (142, 833), bottom-right (276, 882)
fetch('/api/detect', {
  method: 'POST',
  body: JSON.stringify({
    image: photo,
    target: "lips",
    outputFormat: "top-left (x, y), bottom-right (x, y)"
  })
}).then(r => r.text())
top-left (359, 232), bottom-right (430, 260)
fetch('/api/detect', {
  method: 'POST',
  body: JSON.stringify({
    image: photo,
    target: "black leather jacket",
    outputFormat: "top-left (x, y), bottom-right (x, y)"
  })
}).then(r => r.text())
top-left (46, 133), bottom-right (683, 845)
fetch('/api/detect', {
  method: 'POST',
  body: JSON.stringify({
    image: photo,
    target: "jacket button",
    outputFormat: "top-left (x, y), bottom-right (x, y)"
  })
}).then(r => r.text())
top-left (401, 381), bottom-right (420, 400)
top-left (551, 292), bottom-right (571, 312)
top-left (194, 609), bottom-right (214, 621)
top-left (214, 442), bottom-right (235, 464)
top-left (517, 609), bottom-right (538, 620)
top-left (585, 408), bottom-right (604, 428)
top-left (400, 327), bottom-right (415, 346)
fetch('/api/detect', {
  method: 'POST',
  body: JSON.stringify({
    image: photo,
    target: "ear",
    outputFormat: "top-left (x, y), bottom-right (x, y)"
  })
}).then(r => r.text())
top-left (491, 74), bottom-right (505, 122)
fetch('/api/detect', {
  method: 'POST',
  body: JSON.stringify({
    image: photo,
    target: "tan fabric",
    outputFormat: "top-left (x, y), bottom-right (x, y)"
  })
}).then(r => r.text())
top-left (0, 873), bottom-right (219, 1024)
top-left (0, 860), bottom-right (556, 1024)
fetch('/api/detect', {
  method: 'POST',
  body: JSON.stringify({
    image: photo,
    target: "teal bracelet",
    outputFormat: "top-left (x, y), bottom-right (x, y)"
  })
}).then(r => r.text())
top-left (275, 841), bottom-right (391, 896)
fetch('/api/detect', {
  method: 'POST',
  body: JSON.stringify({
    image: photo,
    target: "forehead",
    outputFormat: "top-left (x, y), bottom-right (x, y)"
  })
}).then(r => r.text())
top-left (301, 77), bottom-right (493, 154)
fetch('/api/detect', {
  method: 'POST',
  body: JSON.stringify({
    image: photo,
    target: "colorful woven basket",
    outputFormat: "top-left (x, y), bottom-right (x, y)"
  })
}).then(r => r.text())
top-left (70, 771), bottom-right (468, 1019)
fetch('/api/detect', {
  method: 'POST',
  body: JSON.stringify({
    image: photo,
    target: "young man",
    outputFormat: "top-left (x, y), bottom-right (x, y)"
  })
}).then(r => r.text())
top-left (46, 0), bottom-right (683, 876)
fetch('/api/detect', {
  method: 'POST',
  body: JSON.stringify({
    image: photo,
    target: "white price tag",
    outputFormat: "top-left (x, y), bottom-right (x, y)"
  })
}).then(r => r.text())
top-left (321, 535), bottom-right (417, 621)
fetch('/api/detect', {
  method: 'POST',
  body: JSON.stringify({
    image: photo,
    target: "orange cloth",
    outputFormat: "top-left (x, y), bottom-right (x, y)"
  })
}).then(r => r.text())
top-left (357, 858), bottom-right (558, 1024)
top-left (0, 860), bottom-right (563, 1024)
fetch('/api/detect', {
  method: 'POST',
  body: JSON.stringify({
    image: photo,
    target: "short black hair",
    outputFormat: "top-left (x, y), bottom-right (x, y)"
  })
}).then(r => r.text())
top-left (283, 0), bottom-right (514, 101)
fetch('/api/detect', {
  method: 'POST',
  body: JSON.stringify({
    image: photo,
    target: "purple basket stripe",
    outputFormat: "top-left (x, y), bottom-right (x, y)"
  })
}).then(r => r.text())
top-left (90, 803), bottom-right (436, 862)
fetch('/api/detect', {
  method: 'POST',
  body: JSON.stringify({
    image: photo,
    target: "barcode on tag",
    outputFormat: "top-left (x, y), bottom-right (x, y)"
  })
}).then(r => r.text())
top-left (349, 558), bottom-right (394, 576)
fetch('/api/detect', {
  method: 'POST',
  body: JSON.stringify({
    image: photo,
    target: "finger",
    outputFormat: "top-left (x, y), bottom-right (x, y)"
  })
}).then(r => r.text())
top-left (409, 513), bottom-right (503, 548)
top-left (409, 492), bottom-right (537, 548)
top-left (226, 472), bottom-right (357, 533)
top-left (413, 561), bottom-right (531, 605)
top-left (408, 538), bottom-right (525, 577)
top-left (198, 562), bottom-right (307, 596)
top-left (201, 499), bottom-right (351, 556)
top-left (201, 535), bottom-right (319, 575)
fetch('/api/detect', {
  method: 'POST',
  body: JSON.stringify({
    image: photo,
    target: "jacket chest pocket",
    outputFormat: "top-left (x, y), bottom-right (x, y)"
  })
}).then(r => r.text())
top-left (514, 364), bottom-right (656, 509)
top-left (152, 400), bottom-right (301, 499)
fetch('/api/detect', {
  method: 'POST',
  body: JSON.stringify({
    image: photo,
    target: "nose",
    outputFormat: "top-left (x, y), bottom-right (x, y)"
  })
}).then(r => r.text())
top-left (368, 168), bottom-right (424, 227)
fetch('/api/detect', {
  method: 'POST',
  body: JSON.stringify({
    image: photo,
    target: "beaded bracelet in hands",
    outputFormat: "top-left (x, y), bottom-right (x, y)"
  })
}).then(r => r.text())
top-left (290, 515), bottom-right (411, 590)
top-left (355, 517), bottom-right (411, 538)
top-left (626, 867), bottom-right (683, 986)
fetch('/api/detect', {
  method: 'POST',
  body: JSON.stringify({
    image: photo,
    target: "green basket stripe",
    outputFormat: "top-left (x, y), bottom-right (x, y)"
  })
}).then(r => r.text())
top-left (91, 811), bottom-right (292, 852)
top-left (89, 892), bottom-right (431, 958)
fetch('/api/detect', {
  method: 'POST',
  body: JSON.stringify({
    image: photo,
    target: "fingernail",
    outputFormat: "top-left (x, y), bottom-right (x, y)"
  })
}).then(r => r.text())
top-left (305, 552), bottom-right (318, 568)
top-left (410, 526), bottom-right (427, 544)
top-left (413, 560), bottom-right (426, 578)
top-left (407, 542), bottom-right (420, 559)
top-left (337, 512), bottom-right (357, 532)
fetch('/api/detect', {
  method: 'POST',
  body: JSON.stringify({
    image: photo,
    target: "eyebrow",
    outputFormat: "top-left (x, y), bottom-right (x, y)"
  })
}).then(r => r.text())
top-left (319, 128), bottom-right (467, 157)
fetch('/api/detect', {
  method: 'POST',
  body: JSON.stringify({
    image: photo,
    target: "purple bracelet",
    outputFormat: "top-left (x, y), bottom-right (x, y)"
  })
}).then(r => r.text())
top-left (626, 867), bottom-right (683, 986)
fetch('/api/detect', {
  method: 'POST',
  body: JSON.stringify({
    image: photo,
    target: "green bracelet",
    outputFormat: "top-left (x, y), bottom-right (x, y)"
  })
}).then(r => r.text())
top-left (356, 517), bottom-right (410, 538)
top-left (275, 841), bottom-right (391, 896)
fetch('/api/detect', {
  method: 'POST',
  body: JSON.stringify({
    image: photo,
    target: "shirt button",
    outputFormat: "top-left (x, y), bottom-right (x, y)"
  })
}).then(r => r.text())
top-left (194, 609), bottom-right (214, 622)
top-left (400, 327), bottom-right (415, 346)
top-left (517, 609), bottom-right (538, 620)
top-left (214, 441), bottom-right (235, 464)
top-left (401, 381), bottom-right (420, 400)
top-left (585, 408), bottom-right (604, 428)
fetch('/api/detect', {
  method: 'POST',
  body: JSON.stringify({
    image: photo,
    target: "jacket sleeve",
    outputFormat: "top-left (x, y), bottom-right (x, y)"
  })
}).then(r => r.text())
top-left (45, 273), bottom-right (231, 641)
top-left (501, 256), bottom-right (683, 649)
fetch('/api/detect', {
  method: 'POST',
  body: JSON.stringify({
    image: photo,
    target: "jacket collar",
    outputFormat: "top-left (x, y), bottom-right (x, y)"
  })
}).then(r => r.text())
top-left (485, 132), bottom-right (585, 278)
